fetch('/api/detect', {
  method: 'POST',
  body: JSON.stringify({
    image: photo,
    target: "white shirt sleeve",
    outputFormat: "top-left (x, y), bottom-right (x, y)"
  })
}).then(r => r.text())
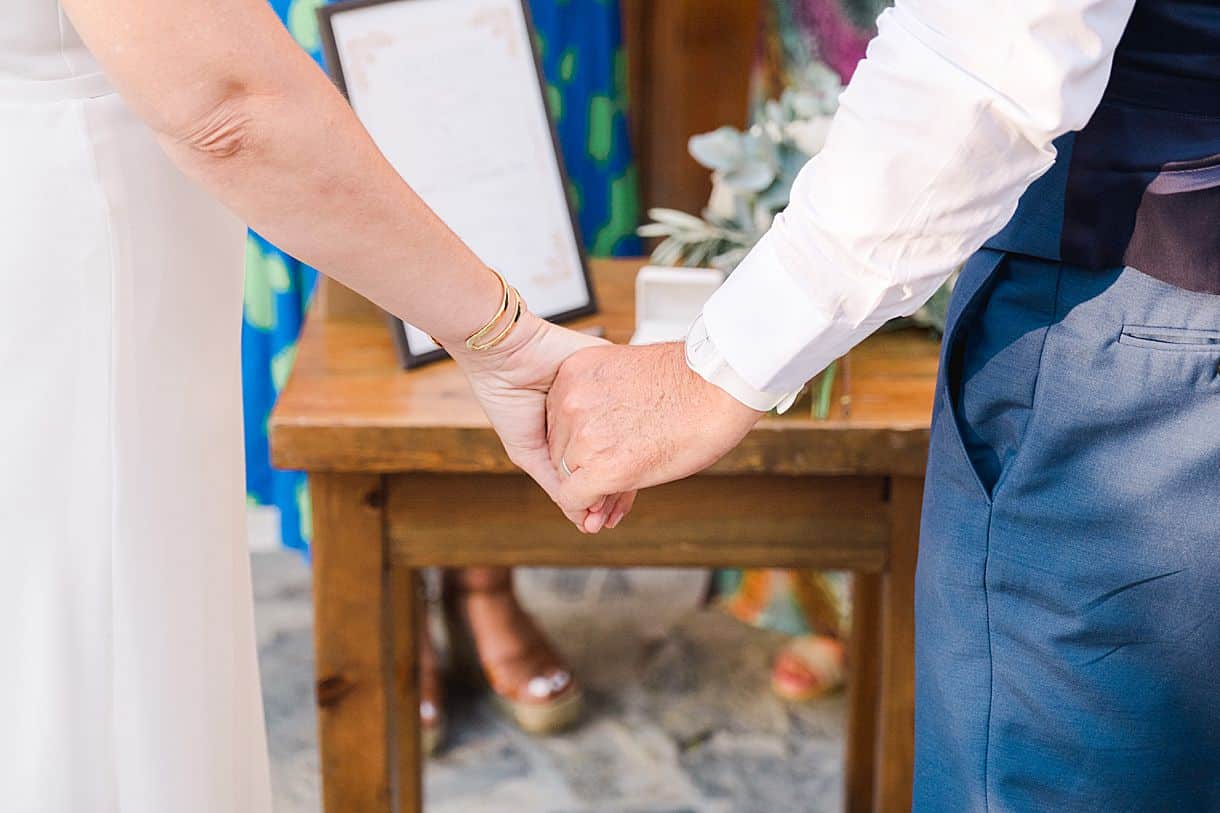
top-left (690, 0), bottom-right (1136, 397)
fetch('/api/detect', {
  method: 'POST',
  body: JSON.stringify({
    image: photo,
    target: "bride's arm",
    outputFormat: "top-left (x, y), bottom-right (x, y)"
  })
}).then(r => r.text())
top-left (63, 0), bottom-right (500, 346)
top-left (64, 0), bottom-right (632, 531)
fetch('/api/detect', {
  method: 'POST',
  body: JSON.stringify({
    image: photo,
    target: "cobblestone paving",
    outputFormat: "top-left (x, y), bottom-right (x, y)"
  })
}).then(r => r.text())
top-left (254, 552), bottom-right (845, 813)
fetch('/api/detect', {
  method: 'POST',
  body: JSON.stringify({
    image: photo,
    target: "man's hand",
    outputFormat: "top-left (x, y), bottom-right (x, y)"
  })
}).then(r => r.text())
top-left (452, 312), bottom-right (635, 532)
top-left (546, 342), bottom-right (764, 532)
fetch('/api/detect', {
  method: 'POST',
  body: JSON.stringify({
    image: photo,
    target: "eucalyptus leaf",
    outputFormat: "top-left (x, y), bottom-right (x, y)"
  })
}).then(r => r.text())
top-left (646, 207), bottom-right (711, 231)
top-left (723, 161), bottom-right (776, 193)
top-left (714, 246), bottom-right (750, 271)
top-left (763, 99), bottom-right (786, 128)
top-left (718, 132), bottom-right (778, 192)
top-left (800, 62), bottom-right (844, 112)
top-left (755, 180), bottom-right (792, 214)
top-left (650, 237), bottom-right (685, 267)
top-left (686, 240), bottom-right (715, 267)
top-left (778, 143), bottom-right (812, 185)
top-left (745, 130), bottom-right (780, 165)
top-left (732, 195), bottom-right (755, 233)
top-left (786, 89), bottom-right (821, 120)
top-left (752, 202), bottom-right (777, 233)
top-left (688, 127), bottom-right (746, 171)
top-left (785, 116), bottom-right (833, 156)
top-left (637, 222), bottom-right (677, 238)
top-left (705, 173), bottom-right (740, 221)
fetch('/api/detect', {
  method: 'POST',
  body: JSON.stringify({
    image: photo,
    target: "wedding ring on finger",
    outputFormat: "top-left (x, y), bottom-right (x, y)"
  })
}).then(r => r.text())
top-left (560, 456), bottom-right (574, 478)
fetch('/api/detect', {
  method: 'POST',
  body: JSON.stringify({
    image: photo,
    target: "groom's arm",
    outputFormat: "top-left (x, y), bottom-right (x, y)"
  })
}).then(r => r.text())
top-left (547, 0), bottom-right (1136, 527)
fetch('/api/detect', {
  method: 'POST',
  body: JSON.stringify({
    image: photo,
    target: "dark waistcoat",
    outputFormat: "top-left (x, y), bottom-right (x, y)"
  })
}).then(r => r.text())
top-left (985, 0), bottom-right (1220, 294)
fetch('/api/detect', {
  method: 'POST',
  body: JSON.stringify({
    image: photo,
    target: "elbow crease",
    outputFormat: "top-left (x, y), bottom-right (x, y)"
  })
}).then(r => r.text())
top-left (174, 96), bottom-right (263, 160)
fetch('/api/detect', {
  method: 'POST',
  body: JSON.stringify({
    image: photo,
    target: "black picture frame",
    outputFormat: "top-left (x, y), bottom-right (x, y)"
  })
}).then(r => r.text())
top-left (317, 0), bottom-right (598, 368)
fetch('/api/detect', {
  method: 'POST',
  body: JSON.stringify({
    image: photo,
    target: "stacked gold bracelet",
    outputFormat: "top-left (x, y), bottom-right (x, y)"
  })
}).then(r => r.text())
top-left (442, 269), bottom-right (525, 353)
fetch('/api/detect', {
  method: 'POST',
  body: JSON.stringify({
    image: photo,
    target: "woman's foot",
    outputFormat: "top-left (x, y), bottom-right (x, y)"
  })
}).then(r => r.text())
top-left (418, 608), bottom-right (444, 756)
top-left (445, 568), bottom-right (583, 734)
top-left (771, 634), bottom-right (846, 702)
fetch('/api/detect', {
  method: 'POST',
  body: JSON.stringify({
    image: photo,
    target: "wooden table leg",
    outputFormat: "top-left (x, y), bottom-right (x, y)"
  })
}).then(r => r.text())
top-left (875, 476), bottom-right (923, 812)
top-left (389, 569), bottom-right (423, 812)
top-left (844, 572), bottom-right (881, 813)
top-left (311, 473), bottom-right (421, 812)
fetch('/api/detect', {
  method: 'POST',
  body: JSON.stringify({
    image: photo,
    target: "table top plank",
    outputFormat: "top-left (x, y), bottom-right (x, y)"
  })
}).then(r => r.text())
top-left (270, 260), bottom-right (939, 475)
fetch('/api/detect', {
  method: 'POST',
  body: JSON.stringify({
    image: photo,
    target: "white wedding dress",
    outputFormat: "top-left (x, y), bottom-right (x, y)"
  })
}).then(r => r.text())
top-left (0, 4), bottom-right (272, 811)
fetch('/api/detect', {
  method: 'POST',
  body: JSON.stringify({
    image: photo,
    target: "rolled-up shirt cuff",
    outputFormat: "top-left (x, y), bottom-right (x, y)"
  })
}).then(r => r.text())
top-left (700, 229), bottom-right (864, 393)
top-left (685, 313), bottom-right (801, 414)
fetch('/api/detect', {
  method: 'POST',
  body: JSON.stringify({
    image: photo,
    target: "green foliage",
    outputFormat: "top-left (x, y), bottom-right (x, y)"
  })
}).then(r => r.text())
top-left (641, 64), bottom-right (841, 273)
top-left (641, 62), bottom-right (955, 335)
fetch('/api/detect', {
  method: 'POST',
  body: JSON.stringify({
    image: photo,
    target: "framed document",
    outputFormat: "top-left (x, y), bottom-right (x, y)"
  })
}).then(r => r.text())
top-left (318, 0), bottom-right (596, 367)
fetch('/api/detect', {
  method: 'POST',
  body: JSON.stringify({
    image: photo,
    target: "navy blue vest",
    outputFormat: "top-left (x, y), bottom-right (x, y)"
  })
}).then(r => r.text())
top-left (986, 0), bottom-right (1220, 294)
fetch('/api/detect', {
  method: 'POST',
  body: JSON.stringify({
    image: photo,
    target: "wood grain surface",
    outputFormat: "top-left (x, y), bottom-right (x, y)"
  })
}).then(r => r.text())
top-left (270, 260), bottom-right (938, 476)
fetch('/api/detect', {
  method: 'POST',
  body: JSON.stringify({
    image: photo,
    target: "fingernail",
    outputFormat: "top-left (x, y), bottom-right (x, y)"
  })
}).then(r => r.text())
top-left (585, 512), bottom-right (607, 534)
top-left (607, 510), bottom-right (624, 529)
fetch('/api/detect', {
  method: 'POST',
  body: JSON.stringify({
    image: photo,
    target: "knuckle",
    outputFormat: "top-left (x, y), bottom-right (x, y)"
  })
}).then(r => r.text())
top-left (560, 391), bottom-right (585, 416)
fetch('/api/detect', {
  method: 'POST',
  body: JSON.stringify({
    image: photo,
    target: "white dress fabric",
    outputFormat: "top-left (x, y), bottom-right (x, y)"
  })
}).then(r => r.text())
top-left (0, 4), bottom-right (272, 811)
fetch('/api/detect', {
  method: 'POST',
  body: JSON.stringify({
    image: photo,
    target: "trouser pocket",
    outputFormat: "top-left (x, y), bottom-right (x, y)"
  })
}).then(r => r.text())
top-left (1118, 324), bottom-right (1220, 350)
top-left (934, 250), bottom-right (1008, 500)
top-left (942, 252), bottom-right (1062, 498)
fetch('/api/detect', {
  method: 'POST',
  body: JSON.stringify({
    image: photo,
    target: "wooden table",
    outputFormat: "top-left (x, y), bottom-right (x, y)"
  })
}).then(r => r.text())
top-left (270, 258), bottom-right (939, 813)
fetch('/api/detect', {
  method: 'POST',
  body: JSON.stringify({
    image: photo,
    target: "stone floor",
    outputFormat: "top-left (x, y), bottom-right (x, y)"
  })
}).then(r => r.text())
top-left (253, 551), bottom-right (845, 813)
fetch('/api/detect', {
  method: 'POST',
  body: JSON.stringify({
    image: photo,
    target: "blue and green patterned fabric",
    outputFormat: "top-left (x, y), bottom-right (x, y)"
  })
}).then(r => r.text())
top-left (243, 232), bottom-right (316, 553)
top-left (243, 0), bottom-right (640, 552)
top-left (529, 0), bottom-right (641, 257)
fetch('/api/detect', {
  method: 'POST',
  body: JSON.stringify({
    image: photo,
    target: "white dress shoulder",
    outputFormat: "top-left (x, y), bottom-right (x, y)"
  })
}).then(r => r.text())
top-left (0, 3), bottom-right (271, 811)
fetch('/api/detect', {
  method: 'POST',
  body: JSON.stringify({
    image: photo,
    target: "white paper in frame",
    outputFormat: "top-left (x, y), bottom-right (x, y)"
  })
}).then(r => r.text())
top-left (318, 0), bottom-right (596, 367)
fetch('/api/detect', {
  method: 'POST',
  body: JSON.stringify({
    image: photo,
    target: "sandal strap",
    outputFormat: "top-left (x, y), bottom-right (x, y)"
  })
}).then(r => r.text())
top-left (779, 635), bottom-right (845, 683)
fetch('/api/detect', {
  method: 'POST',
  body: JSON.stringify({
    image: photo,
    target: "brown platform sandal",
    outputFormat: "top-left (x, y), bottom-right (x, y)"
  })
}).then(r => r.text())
top-left (443, 568), bottom-right (583, 735)
top-left (771, 634), bottom-right (846, 703)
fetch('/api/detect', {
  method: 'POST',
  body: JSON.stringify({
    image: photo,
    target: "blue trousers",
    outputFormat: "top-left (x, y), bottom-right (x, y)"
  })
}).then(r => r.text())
top-left (914, 251), bottom-right (1220, 811)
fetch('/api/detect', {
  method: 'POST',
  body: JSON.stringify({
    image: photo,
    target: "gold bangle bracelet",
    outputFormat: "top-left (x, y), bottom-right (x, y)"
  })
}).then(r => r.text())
top-left (461, 269), bottom-right (512, 350)
top-left (429, 269), bottom-right (518, 351)
top-left (467, 284), bottom-right (525, 352)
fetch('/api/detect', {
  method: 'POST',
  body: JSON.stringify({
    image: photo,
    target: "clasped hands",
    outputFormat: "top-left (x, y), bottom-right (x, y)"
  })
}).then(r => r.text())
top-left (454, 313), bottom-right (761, 534)
top-left (544, 340), bottom-right (764, 533)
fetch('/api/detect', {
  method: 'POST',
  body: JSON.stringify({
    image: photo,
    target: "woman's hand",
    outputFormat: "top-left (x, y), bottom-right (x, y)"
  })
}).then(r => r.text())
top-left (448, 312), bottom-right (636, 532)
